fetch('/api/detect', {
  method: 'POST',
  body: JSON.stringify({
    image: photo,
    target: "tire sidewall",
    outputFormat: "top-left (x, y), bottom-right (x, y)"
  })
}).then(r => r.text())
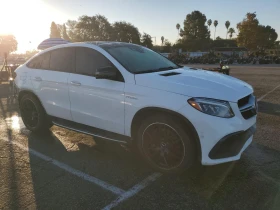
top-left (20, 94), bottom-right (48, 132)
top-left (136, 114), bottom-right (195, 173)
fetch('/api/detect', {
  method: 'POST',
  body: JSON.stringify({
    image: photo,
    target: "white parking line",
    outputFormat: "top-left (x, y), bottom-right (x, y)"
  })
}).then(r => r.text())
top-left (2, 138), bottom-right (125, 195)
top-left (102, 172), bottom-right (162, 210)
top-left (257, 84), bottom-right (280, 102)
top-left (2, 136), bottom-right (163, 207)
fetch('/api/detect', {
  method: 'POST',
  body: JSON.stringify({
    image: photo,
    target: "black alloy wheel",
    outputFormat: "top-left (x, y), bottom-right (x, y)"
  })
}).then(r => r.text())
top-left (142, 123), bottom-right (185, 170)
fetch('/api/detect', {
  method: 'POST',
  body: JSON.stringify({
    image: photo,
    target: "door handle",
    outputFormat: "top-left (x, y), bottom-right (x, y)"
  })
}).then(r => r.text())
top-left (70, 81), bottom-right (81, 86)
top-left (34, 77), bottom-right (42, 81)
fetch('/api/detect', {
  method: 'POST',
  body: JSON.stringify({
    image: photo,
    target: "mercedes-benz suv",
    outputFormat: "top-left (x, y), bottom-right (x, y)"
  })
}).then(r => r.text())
top-left (15, 42), bottom-right (257, 173)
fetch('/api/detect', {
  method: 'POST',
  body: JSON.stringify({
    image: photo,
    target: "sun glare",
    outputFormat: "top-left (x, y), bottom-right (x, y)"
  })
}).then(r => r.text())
top-left (0, 0), bottom-right (68, 53)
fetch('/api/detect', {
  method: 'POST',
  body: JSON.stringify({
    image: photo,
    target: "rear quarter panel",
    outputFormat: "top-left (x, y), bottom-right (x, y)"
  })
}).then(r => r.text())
top-left (15, 65), bottom-right (33, 91)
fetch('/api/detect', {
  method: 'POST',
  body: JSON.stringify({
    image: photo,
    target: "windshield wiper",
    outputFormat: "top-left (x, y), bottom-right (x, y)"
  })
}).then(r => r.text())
top-left (135, 66), bottom-right (179, 74)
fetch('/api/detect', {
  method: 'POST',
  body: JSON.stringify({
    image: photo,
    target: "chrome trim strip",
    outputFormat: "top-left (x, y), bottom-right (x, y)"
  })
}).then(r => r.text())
top-left (239, 94), bottom-right (256, 111)
top-left (240, 106), bottom-right (254, 112)
top-left (53, 122), bottom-right (127, 144)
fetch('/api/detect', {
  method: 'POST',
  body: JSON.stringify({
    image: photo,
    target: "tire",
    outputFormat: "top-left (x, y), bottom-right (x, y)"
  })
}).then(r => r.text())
top-left (136, 114), bottom-right (196, 173)
top-left (19, 94), bottom-right (52, 133)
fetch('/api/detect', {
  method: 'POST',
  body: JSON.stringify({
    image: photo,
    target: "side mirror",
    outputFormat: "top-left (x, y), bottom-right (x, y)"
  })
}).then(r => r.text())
top-left (95, 66), bottom-right (117, 80)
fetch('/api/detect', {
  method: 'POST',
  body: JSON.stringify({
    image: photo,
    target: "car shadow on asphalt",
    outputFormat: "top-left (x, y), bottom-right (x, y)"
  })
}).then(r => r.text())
top-left (23, 130), bottom-right (158, 208)
top-left (26, 128), bottom-right (280, 209)
top-left (258, 101), bottom-right (280, 116)
top-left (160, 142), bottom-right (280, 210)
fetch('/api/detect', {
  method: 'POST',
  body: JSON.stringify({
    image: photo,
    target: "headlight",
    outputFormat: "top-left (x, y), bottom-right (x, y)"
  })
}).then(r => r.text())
top-left (188, 98), bottom-right (234, 118)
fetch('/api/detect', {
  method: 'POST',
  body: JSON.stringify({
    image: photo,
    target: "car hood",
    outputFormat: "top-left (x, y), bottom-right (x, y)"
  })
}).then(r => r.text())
top-left (134, 67), bottom-right (253, 102)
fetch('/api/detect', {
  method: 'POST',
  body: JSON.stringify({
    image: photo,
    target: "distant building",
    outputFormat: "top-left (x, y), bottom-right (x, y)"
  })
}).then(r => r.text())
top-left (265, 49), bottom-right (280, 56)
top-left (213, 47), bottom-right (248, 57)
top-left (185, 52), bottom-right (209, 57)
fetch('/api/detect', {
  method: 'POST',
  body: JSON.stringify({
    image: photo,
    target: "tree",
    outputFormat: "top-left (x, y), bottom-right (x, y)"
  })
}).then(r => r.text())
top-left (180, 11), bottom-right (210, 51)
top-left (65, 15), bottom-right (142, 44)
top-left (176, 23), bottom-right (180, 35)
top-left (228, 28), bottom-right (235, 39)
top-left (257, 25), bottom-right (278, 49)
top-left (225, 21), bottom-right (230, 39)
top-left (62, 24), bottom-right (70, 41)
top-left (162, 39), bottom-right (172, 52)
top-left (161, 36), bottom-right (164, 45)
top-left (237, 12), bottom-right (278, 50)
top-left (214, 20), bottom-right (218, 40)
top-left (237, 13), bottom-right (259, 50)
top-left (50, 22), bottom-right (61, 38)
top-left (74, 15), bottom-right (113, 41)
top-left (0, 35), bottom-right (18, 54)
top-left (56, 24), bottom-right (63, 37)
top-left (141, 33), bottom-right (153, 48)
top-left (112, 21), bottom-right (141, 44)
top-left (212, 39), bottom-right (237, 47)
top-left (216, 36), bottom-right (222, 40)
top-left (207, 19), bottom-right (212, 38)
top-left (66, 20), bottom-right (79, 41)
top-left (179, 28), bottom-right (184, 37)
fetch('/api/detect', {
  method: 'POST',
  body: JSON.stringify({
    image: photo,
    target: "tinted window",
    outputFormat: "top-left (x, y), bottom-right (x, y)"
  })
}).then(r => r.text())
top-left (27, 52), bottom-right (50, 69)
top-left (49, 48), bottom-right (75, 72)
top-left (100, 44), bottom-right (179, 74)
top-left (75, 47), bottom-right (112, 76)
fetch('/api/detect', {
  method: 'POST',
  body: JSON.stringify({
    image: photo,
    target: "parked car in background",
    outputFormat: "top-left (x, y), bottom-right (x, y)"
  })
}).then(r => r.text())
top-left (15, 42), bottom-right (257, 173)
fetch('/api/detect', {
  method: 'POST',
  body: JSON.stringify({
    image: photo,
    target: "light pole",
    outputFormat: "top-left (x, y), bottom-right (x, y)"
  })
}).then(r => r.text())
top-left (151, 37), bottom-right (156, 45)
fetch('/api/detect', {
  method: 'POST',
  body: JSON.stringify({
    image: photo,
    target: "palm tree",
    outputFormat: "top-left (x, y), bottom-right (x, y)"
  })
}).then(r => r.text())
top-left (228, 28), bottom-right (236, 39)
top-left (213, 20), bottom-right (218, 40)
top-left (176, 23), bottom-right (180, 35)
top-left (225, 21), bottom-right (230, 39)
top-left (207, 19), bottom-right (212, 38)
top-left (161, 36), bottom-right (165, 45)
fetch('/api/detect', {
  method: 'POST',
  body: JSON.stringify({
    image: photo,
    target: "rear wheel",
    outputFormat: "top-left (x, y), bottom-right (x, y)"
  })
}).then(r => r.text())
top-left (136, 114), bottom-right (196, 173)
top-left (20, 94), bottom-right (52, 132)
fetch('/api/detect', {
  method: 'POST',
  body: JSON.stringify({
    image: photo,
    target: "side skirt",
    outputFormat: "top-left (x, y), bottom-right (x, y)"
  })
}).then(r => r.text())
top-left (50, 116), bottom-right (131, 144)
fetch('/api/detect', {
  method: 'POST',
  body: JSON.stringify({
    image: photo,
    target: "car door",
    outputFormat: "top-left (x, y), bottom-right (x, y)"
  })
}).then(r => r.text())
top-left (68, 47), bottom-right (125, 135)
top-left (29, 47), bottom-right (74, 121)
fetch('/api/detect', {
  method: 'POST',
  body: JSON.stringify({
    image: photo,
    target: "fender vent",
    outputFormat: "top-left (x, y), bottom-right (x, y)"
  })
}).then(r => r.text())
top-left (160, 72), bottom-right (181, 76)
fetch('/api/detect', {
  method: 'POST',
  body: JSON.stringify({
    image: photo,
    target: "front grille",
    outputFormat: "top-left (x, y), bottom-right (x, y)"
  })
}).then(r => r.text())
top-left (238, 94), bottom-right (257, 120)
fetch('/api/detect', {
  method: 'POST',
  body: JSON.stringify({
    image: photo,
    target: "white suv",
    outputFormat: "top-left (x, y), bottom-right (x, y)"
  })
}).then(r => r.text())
top-left (15, 42), bottom-right (257, 173)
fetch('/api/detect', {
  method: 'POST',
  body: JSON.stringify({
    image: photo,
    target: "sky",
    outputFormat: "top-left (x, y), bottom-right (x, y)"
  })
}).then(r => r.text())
top-left (1, 0), bottom-right (280, 53)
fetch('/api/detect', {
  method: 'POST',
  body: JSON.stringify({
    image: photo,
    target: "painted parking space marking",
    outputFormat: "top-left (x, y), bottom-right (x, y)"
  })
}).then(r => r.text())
top-left (2, 136), bottom-right (163, 209)
top-left (1, 137), bottom-right (125, 195)
top-left (102, 172), bottom-right (162, 210)
top-left (257, 84), bottom-right (280, 102)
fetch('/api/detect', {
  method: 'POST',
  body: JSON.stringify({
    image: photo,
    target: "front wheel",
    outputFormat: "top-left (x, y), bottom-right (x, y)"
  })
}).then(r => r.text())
top-left (136, 114), bottom-right (196, 173)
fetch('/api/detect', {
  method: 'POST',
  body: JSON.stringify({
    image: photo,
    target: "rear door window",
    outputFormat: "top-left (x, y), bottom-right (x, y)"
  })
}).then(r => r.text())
top-left (27, 52), bottom-right (50, 69)
top-left (49, 48), bottom-right (75, 72)
top-left (75, 47), bottom-right (112, 76)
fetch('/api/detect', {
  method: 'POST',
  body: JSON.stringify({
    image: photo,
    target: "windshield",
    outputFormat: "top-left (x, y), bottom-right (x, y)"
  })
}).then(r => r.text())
top-left (100, 44), bottom-right (179, 74)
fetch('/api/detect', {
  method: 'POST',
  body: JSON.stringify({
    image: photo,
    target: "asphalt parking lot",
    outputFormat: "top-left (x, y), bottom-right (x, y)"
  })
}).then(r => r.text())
top-left (1, 65), bottom-right (280, 210)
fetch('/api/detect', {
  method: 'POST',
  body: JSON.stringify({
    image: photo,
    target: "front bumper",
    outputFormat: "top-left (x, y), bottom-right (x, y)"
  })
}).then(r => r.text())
top-left (179, 101), bottom-right (257, 165)
top-left (209, 124), bottom-right (256, 159)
